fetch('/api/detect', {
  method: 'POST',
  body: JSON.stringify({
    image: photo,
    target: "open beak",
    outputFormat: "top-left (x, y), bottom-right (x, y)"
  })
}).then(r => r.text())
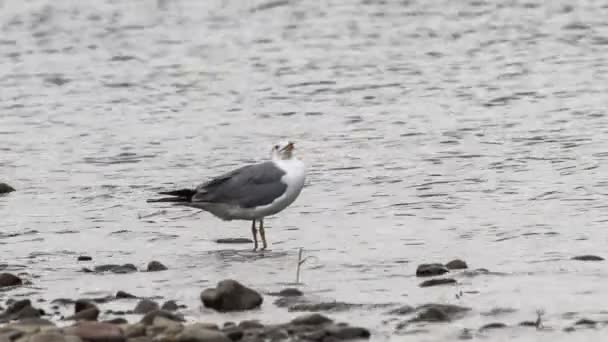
top-left (281, 142), bottom-right (294, 152)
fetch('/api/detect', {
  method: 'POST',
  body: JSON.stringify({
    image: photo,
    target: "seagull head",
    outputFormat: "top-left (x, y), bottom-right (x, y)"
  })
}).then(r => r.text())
top-left (271, 140), bottom-right (295, 160)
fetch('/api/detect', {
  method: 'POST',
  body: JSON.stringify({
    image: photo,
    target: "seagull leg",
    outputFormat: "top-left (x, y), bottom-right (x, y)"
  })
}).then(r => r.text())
top-left (251, 220), bottom-right (258, 251)
top-left (259, 218), bottom-right (268, 250)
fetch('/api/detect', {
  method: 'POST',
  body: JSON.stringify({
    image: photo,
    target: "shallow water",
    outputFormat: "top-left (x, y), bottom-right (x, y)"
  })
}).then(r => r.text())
top-left (1, 0), bottom-right (608, 340)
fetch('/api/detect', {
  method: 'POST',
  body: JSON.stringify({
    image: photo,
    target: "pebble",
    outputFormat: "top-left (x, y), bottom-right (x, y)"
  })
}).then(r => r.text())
top-left (0, 183), bottom-right (15, 194)
top-left (176, 325), bottom-right (231, 342)
top-left (146, 261), bottom-right (168, 272)
top-left (479, 322), bottom-right (507, 331)
top-left (386, 305), bottom-right (416, 316)
top-left (133, 299), bottom-right (160, 315)
top-left (268, 288), bottom-right (303, 297)
top-left (445, 259), bottom-right (468, 270)
top-left (415, 264), bottom-right (449, 277)
top-left (571, 255), bottom-right (604, 261)
top-left (409, 304), bottom-right (471, 323)
top-left (0, 273), bottom-right (22, 287)
top-left (574, 318), bottom-right (596, 326)
top-left (419, 278), bottom-right (457, 287)
top-left (291, 313), bottom-right (333, 326)
top-left (140, 310), bottom-right (185, 325)
top-left (200, 279), bottom-right (263, 312)
top-left (93, 264), bottom-right (137, 274)
top-left (67, 307), bottom-right (100, 321)
top-left (160, 300), bottom-right (179, 312)
top-left (77, 256), bottom-right (93, 262)
top-left (214, 238), bottom-right (253, 244)
top-left (288, 302), bottom-right (361, 312)
top-left (115, 291), bottom-right (137, 299)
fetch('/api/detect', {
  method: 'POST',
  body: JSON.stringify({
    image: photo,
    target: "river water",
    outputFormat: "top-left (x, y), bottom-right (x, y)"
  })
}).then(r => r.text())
top-left (1, 0), bottom-right (608, 341)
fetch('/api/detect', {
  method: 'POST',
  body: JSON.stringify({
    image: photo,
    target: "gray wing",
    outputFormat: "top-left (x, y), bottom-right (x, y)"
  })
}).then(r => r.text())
top-left (191, 161), bottom-right (287, 208)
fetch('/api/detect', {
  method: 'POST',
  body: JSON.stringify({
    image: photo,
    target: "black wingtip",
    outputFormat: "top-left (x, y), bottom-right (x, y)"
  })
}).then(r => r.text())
top-left (148, 188), bottom-right (196, 203)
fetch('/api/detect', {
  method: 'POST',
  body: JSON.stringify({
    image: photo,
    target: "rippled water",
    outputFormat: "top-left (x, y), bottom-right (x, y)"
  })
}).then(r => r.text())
top-left (2, 0), bottom-right (608, 340)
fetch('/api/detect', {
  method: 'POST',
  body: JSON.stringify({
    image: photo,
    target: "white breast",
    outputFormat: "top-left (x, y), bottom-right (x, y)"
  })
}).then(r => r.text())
top-left (252, 158), bottom-right (306, 218)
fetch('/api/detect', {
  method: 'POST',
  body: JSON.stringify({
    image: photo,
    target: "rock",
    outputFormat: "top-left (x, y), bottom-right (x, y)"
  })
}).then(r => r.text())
top-left (214, 238), bottom-right (253, 244)
top-left (325, 325), bottom-right (370, 340)
top-left (160, 300), bottom-right (179, 312)
top-left (386, 305), bottom-right (416, 316)
top-left (221, 327), bottom-right (243, 341)
top-left (0, 273), bottom-right (22, 287)
top-left (104, 318), bottom-right (127, 325)
top-left (15, 306), bottom-right (43, 319)
top-left (409, 307), bottom-right (450, 322)
top-left (67, 307), bottom-right (100, 321)
top-left (93, 264), bottom-right (137, 274)
top-left (152, 316), bottom-right (183, 334)
top-left (68, 321), bottom-right (125, 342)
top-left (268, 288), bottom-right (303, 297)
top-left (13, 317), bottom-right (55, 326)
top-left (291, 313), bottom-right (333, 326)
top-left (75, 300), bottom-right (98, 314)
top-left (419, 278), bottom-right (457, 287)
top-left (133, 300), bottom-right (160, 314)
top-left (5, 299), bottom-right (32, 315)
top-left (445, 259), bottom-right (468, 270)
top-left (115, 291), bottom-right (137, 299)
top-left (146, 261), bottom-right (167, 272)
top-left (572, 255), bottom-right (604, 261)
top-left (124, 323), bottom-right (146, 338)
top-left (200, 280), bottom-right (263, 312)
top-left (0, 183), bottom-right (15, 194)
top-left (30, 332), bottom-right (74, 342)
top-left (409, 304), bottom-right (471, 323)
top-left (140, 310), bottom-right (185, 326)
top-left (78, 256), bottom-right (93, 262)
top-left (575, 318), bottom-right (596, 326)
top-left (176, 325), bottom-right (231, 342)
top-left (237, 320), bottom-right (263, 329)
top-left (288, 302), bottom-right (361, 312)
top-left (518, 321), bottom-right (537, 327)
top-left (479, 322), bottom-right (507, 331)
top-left (416, 264), bottom-right (449, 277)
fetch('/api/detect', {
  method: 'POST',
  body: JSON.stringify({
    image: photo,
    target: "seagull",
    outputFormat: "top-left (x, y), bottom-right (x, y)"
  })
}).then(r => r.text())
top-left (147, 141), bottom-right (306, 250)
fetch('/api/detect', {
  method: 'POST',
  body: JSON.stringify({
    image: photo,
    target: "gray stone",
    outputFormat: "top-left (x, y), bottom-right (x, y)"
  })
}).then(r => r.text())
top-left (325, 325), bottom-right (370, 339)
top-left (176, 325), bottom-right (230, 342)
top-left (0, 273), bottom-right (22, 287)
top-left (115, 291), bottom-right (137, 299)
top-left (214, 238), bottom-right (253, 244)
top-left (146, 261), bottom-right (167, 272)
top-left (445, 259), bottom-right (468, 270)
top-left (572, 255), bottom-right (604, 261)
top-left (0, 183), bottom-right (15, 194)
top-left (419, 278), bottom-right (457, 287)
top-left (415, 264), bottom-right (449, 277)
top-left (268, 288), bottom-right (303, 297)
top-left (291, 314), bottom-right (333, 326)
top-left (200, 280), bottom-right (262, 312)
top-left (160, 301), bottom-right (178, 312)
top-left (140, 310), bottom-right (185, 326)
top-left (409, 304), bottom-right (471, 323)
top-left (133, 300), bottom-right (159, 315)
top-left (288, 302), bottom-right (361, 312)
top-left (67, 307), bottom-right (100, 321)
top-left (479, 322), bottom-right (507, 331)
top-left (386, 305), bottom-right (415, 316)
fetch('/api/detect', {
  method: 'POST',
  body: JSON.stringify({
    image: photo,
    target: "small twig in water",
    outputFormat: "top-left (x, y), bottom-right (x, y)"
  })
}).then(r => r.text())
top-left (296, 248), bottom-right (314, 284)
top-left (535, 309), bottom-right (545, 329)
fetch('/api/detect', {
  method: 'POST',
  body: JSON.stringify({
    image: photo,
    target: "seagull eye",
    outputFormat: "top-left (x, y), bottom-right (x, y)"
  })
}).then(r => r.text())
top-left (274, 145), bottom-right (279, 150)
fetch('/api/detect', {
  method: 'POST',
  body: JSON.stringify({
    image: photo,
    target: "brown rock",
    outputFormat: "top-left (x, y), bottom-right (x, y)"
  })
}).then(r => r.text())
top-left (200, 280), bottom-right (262, 312)
top-left (69, 322), bottom-right (125, 342)
top-left (133, 300), bottom-right (159, 315)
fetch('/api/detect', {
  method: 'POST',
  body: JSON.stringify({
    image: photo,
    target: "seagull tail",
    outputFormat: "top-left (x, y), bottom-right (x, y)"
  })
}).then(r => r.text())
top-left (146, 188), bottom-right (196, 203)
